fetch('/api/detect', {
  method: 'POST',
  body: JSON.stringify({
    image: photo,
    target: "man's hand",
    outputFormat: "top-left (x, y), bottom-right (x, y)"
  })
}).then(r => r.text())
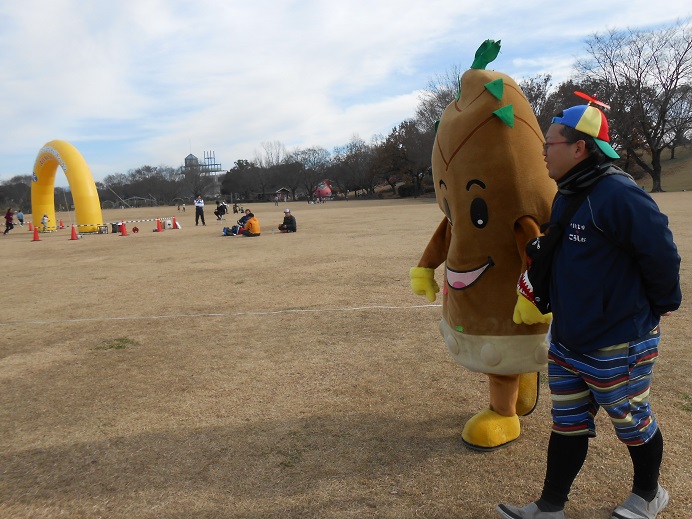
top-left (410, 267), bottom-right (439, 302)
top-left (513, 292), bottom-right (552, 325)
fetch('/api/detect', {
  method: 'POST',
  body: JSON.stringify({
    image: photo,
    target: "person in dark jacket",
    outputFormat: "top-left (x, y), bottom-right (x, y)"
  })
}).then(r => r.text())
top-left (214, 201), bottom-right (228, 220)
top-left (499, 102), bottom-right (681, 519)
top-left (3, 208), bottom-right (14, 235)
top-left (278, 208), bottom-right (297, 232)
top-left (237, 208), bottom-right (252, 228)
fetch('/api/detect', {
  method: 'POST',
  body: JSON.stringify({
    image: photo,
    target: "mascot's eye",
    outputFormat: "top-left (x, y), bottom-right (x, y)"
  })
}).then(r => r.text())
top-left (470, 198), bottom-right (488, 228)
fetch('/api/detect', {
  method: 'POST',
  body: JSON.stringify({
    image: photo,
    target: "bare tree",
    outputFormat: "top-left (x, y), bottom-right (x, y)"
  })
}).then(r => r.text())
top-left (0, 175), bottom-right (32, 209)
top-left (290, 146), bottom-right (331, 198)
top-left (268, 161), bottom-right (303, 200)
top-left (372, 120), bottom-right (433, 196)
top-left (576, 19), bottom-right (692, 191)
top-left (519, 74), bottom-right (553, 130)
top-left (665, 84), bottom-right (692, 158)
top-left (221, 160), bottom-right (258, 200)
top-left (180, 163), bottom-right (216, 198)
top-left (255, 141), bottom-right (287, 168)
top-left (334, 136), bottom-right (379, 196)
top-left (151, 166), bottom-right (183, 203)
top-left (415, 65), bottom-right (463, 131)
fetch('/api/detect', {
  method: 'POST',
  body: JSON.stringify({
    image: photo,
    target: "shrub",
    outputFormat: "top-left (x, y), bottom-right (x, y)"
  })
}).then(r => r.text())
top-left (398, 184), bottom-right (415, 197)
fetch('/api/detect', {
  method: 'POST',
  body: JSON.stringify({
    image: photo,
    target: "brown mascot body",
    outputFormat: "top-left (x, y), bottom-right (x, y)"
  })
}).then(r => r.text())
top-left (410, 40), bottom-right (556, 450)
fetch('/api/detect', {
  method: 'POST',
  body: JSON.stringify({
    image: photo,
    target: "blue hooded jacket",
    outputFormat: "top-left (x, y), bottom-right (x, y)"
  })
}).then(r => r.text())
top-left (549, 173), bottom-right (681, 352)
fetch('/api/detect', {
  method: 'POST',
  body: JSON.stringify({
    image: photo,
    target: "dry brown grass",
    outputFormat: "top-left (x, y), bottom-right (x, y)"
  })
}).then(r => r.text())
top-left (1, 197), bottom-right (690, 519)
top-left (628, 145), bottom-right (692, 192)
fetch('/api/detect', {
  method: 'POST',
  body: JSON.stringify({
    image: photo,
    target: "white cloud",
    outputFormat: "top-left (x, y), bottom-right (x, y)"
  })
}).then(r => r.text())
top-left (0, 0), bottom-right (689, 185)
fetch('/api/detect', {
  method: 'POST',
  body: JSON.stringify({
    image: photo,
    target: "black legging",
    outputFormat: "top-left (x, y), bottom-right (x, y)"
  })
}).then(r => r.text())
top-left (195, 207), bottom-right (205, 225)
top-left (541, 428), bottom-right (663, 507)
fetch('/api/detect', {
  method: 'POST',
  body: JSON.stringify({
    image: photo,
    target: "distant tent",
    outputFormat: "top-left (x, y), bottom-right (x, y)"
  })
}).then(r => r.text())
top-left (123, 196), bottom-right (158, 208)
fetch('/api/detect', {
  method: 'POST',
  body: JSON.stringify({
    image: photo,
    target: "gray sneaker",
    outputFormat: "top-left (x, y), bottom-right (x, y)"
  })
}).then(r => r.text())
top-left (611, 485), bottom-right (669, 519)
top-left (496, 502), bottom-right (566, 519)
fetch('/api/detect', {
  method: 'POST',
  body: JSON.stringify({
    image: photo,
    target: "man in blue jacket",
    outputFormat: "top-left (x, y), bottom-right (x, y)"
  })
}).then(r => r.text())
top-left (498, 103), bottom-right (681, 519)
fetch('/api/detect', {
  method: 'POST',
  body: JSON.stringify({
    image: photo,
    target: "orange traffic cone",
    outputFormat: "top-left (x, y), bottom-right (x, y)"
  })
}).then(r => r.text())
top-left (28, 222), bottom-right (33, 231)
top-left (172, 216), bottom-right (178, 229)
top-left (156, 218), bottom-right (163, 232)
top-left (120, 221), bottom-right (128, 236)
top-left (59, 219), bottom-right (65, 229)
top-left (70, 224), bottom-right (79, 240)
top-left (32, 227), bottom-right (40, 241)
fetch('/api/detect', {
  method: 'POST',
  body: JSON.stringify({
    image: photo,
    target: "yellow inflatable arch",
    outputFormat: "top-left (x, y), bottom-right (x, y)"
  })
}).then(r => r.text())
top-left (32, 140), bottom-right (103, 233)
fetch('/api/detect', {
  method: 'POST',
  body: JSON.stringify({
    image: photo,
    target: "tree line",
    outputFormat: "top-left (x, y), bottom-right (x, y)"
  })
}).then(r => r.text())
top-left (2, 20), bottom-right (690, 210)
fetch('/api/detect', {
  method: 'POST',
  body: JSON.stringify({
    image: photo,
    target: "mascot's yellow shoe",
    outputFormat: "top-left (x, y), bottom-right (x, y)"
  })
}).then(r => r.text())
top-left (461, 408), bottom-right (520, 451)
top-left (516, 372), bottom-right (540, 417)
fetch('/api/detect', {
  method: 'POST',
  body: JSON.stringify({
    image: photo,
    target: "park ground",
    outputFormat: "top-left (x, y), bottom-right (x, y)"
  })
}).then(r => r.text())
top-left (1, 194), bottom-right (690, 518)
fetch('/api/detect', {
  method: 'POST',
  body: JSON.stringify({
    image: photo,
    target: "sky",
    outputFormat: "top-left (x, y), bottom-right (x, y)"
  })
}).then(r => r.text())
top-left (1, 1), bottom-right (689, 187)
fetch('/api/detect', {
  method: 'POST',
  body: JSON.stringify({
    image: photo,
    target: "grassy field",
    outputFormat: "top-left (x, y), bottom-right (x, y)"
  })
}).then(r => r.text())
top-left (1, 193), bottom-right (690, 518)
top-left (627, 145), bottom-right (692, 192)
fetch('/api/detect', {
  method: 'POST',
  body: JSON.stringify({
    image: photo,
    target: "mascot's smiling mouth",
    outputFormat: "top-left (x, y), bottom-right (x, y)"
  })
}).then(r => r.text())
top-left (446, 257), bottom-right (494, 290)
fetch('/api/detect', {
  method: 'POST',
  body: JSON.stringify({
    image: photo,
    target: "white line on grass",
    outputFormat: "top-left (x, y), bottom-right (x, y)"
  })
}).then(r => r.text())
top-left (0, 304), bottom-right (442, 326)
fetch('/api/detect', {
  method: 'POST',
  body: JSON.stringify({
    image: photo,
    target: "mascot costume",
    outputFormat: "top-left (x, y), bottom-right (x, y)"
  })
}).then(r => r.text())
top-left (410, 40), bottom-right (556, 450)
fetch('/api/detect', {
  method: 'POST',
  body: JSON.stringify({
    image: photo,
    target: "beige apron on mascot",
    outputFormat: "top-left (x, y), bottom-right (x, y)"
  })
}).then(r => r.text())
top-left (410, 40), bottom-right (556, 450)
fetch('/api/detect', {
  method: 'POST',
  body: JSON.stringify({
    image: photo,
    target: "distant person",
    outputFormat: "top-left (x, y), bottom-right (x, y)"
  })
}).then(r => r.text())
top-left (241, 212), bottom-right (261, 237)
top-left (3, 208), bottom-right (14, 235)
top-left (41, 214), bottom-right (49, 232)
top-left (237, 208), bottom-right (252, 229)
top-left (194, 195), bottom-right (205, 226)
top-left (278, 208), bottom-right (297, 233)
top-left (274, 195), bottom-right (279, 206)
top-left (233, 203), bottom-right (239, 214)
top-left (16, 209), bottom-right (24, 226)
top-left (214, 200), bottom-right (225, 220)
top-left (213, 201), bottom-right (228, 220)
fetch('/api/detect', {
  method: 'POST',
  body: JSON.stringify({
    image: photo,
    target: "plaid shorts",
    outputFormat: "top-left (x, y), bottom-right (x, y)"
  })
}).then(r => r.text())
top-left (548, 327), bottom-right (660, 446)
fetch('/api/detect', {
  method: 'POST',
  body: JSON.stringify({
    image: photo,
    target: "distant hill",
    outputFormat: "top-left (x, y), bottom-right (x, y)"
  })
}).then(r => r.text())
top-left (628, 145), bottom-right (692, 192)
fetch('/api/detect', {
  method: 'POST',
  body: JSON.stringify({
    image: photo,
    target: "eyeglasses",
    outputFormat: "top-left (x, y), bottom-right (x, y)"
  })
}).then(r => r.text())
top-left (542, 141), bottom-right (574, 152)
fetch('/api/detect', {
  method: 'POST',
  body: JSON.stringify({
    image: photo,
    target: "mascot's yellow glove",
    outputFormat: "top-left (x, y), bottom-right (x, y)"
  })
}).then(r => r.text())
top-left (410, 267), bottom-right (439, 302)
top-left (513, 292), bottom-right (552, 325)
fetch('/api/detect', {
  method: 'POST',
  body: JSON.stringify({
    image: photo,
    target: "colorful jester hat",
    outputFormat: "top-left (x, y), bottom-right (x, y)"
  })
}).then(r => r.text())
top-left (430, 40), bottom-right (554, 338)
top-left (551, 92), bottom-right (620, 159)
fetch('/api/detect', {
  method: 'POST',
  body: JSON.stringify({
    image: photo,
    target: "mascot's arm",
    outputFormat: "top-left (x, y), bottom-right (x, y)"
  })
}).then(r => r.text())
top-left (513, 216), bottom-right (552, 325)
top-left (410, 218), bottom-right (450, 302)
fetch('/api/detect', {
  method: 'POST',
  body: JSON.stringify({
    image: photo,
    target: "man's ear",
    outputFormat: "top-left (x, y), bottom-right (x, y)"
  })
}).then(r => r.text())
top-left (574, 139), bottom-right (588, 159)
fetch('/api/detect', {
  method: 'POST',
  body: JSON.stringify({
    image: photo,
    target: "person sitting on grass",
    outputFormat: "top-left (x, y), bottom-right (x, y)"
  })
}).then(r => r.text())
top-left (237, 208), bottom-right (252, 229)
top-left (278, 208), bottom-right (297, 233)
top-left (241, 212), bottom-right (261, 237)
